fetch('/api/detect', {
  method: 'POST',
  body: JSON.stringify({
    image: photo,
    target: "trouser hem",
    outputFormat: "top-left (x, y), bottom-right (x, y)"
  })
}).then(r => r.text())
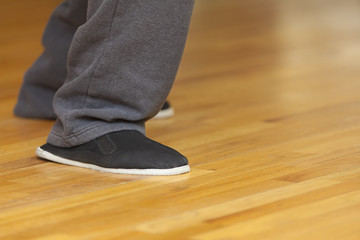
top-left (47, 121), bottom-right (145, 147)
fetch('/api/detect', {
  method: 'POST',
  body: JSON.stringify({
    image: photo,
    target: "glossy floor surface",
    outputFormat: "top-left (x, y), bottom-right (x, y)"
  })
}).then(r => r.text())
top-left (1, 0), bottom-right (360, 239)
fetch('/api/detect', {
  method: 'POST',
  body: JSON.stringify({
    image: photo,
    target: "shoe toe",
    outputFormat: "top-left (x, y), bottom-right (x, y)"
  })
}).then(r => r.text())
top-left (154, 149), bottom-right (188, 169)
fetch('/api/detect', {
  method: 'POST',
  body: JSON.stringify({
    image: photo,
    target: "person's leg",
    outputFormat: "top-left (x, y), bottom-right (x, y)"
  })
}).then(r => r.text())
top-left (37, 0), bottom-right (194, 175)
top-left (48, 0), bottom-right (194, 147)
top-left (14, 0), bottom-right (87, 119)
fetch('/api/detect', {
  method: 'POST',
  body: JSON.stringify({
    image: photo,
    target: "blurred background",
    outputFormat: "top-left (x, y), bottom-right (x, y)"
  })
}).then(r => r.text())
top-left (2, 0), bottom-right (360, 109)
top-left (1, 1), bottom-right (360, 239)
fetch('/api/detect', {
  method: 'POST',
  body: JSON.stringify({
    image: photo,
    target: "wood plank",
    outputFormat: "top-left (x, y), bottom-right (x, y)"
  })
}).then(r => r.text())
top-left (1, 0), bottom-right (360, 239)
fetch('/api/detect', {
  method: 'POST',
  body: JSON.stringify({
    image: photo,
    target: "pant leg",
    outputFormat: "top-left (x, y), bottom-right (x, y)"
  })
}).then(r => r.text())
top-left (48, 0), bottom-right (194, 147)
top-left (14, 0), bottom-right (87, 119)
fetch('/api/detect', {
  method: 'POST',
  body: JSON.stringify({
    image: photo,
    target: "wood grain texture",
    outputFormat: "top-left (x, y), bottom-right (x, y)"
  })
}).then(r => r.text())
top-left (1, 0), bottom-right (360, 239)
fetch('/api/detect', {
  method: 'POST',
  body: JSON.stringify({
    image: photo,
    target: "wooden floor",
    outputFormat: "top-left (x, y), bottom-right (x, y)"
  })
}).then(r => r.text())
top-left (1, 0), bottom-right (360, 239)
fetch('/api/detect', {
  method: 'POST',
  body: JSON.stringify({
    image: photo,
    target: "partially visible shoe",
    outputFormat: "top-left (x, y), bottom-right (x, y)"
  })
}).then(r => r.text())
top-left (153, 101), bottom-right (174, 119)
top-left (36, 130), bottom-right (190, 175)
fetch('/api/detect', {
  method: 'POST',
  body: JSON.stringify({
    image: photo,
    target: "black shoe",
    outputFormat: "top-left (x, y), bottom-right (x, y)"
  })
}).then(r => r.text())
top-left (36, 130), bottom-right (190, 175)
top-left (153, 101), bottom-right (174, 119)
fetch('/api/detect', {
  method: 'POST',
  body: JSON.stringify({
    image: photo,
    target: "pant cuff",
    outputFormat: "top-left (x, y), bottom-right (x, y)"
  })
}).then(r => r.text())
top-left (47, 121), bottom-right (145, 147)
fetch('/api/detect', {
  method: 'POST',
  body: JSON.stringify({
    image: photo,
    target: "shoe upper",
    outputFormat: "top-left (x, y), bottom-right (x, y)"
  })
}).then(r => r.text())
top-left (40, 130), bottom-right (188, 170)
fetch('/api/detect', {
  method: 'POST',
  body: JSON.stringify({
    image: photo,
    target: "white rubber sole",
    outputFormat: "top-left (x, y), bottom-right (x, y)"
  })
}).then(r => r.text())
top-left (153, 107), bottom-right (175, 119)
top-left (36, 147), bottom-right (190, 176)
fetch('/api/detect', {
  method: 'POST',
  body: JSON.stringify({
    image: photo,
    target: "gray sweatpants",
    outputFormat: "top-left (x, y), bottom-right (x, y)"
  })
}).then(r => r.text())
top-left (14, 0), bottom-right (194, 147)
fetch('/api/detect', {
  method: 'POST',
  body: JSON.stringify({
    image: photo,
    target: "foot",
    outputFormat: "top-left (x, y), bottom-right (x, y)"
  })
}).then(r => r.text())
top-left (153, 101), bottom-right (174, 119)
top-left (36, 130), bottom-right (190, 175)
